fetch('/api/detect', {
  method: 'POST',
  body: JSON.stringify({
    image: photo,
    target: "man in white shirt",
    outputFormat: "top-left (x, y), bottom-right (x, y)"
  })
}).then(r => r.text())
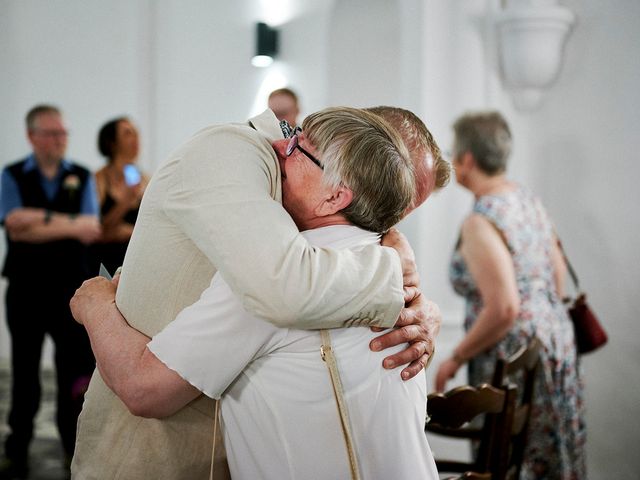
top-left (71, 107), bottom-right (445, 478)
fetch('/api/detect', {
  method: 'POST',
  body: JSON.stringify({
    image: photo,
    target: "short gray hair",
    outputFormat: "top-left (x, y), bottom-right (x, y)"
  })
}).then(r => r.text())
top-left (452, 111), bottom-right (512, 175)
top-left (302, 107), bottom-right (415, 233)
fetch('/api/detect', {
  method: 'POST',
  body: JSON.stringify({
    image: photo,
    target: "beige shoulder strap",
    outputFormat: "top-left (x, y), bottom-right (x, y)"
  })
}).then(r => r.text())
top-left (320, 329), bottom-right (361, 480)
top-left (209, 332), bottom-right (361, 480)
top-left (209, 399), bottom-right (220, 480)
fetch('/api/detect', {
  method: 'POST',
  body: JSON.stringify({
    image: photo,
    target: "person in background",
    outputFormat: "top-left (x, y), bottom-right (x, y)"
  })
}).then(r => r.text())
top-left (0, 104), bottom-right (101, 478)
top-left (268, 87), bottom-right (300, 127)
top-left (92, 117), bottom-right (149, 274)
top-left (435, 111), bottom-right (586, 479)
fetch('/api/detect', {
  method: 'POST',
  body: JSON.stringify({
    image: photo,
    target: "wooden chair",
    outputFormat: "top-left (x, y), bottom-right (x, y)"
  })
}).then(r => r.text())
top-left (426, 383), bottom-right (517, 480)
top-left (444, 472), bottom-right (492, 480)
top-left (491, 338), bottom-right (542, 480)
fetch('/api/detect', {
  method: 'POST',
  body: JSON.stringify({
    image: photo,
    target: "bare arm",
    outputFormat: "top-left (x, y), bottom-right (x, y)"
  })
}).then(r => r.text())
top-left (70, 277), bottom-right (199, 417)
top-left (435, 214), bottom-right (520, 391)
top-left (5, 208), bottom-right (101, 244)
top-left (551, 235), bottom-right (568, 299)
top-left (100, 196), bottom-right (135, 237)
top-left (96, 170), bottom-right (146, 243)
top-left (100, 184), bottom-right (144, 240)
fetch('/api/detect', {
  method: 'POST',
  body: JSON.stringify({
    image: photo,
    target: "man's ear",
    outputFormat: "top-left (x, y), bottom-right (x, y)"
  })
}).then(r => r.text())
top-left (459, 151), bottom-right (476, 170)
top-left (316, 185), bottom-right (353, 216)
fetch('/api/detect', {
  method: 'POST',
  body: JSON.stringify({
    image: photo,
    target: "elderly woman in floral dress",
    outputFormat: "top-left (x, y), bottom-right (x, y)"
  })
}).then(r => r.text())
top-left (436, 111), bottom-right (586, 479)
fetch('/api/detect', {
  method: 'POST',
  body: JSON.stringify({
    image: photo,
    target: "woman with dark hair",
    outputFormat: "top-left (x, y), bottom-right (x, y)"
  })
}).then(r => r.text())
top-left (436, 111), bottom-right (586, 479)
top-left (92, 117), bottom-right (148, 273)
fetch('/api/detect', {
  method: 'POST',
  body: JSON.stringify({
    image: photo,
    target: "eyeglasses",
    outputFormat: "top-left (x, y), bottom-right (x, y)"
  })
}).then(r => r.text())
top-left (279, 120), bottom-right (295, 139)
top-left (285, 127), bottom-right (324, 170)
top-left (32, 129), bottom-right (69, 139)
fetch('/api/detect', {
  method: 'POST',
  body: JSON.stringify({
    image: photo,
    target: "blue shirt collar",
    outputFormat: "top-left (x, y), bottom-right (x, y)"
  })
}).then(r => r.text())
top-left (22, 154), bottom-right (73, 174)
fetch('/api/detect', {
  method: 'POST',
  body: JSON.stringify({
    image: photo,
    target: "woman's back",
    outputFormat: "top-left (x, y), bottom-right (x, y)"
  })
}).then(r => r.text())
top-left (449, 185), bottom-right (586, 479)
top-left (451, 186), bottom-right (568, 340)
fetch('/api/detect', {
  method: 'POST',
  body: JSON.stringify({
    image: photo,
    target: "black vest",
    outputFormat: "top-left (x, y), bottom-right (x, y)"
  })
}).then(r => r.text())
top-left (2, 158), bottom-right (93, 285)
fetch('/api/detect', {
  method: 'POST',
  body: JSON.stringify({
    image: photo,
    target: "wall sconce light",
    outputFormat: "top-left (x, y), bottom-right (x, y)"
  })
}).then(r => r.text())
top-left (495, 0), bottom-right (575, 111)
top-left (252, 22), bottom-right (279, 68)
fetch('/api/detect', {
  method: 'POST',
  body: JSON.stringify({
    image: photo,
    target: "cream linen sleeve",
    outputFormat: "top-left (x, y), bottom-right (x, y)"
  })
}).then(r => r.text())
top-left (163, 126), bottom-right (404, 329)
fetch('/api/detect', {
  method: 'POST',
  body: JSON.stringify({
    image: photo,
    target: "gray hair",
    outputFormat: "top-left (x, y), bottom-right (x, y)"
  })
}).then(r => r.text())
top-left (452, 111), bottom-right (512, 175)
top-left (302, 107), bottom-right (415, 233)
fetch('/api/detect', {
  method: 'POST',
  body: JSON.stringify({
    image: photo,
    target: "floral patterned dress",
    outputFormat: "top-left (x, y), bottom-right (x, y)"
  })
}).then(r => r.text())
top-left (449, 185), bottom-right (587, 480)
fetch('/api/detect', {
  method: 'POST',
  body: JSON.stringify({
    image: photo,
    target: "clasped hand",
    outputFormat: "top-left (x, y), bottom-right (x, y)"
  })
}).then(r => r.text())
top-left (70, 276), bottom-right (119, 327)
top-left (376, 228), bottom-right (441, 381)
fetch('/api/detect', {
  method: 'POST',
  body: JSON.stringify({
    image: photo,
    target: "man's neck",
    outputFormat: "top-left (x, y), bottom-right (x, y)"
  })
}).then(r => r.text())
top-left (34, 154), bottom-right (63, 180)
top-left (299, 214), bottom-right (351, 231)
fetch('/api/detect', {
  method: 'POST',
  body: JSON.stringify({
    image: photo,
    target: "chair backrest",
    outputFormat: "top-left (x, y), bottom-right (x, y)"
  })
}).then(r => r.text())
top-left (426, 383), bottom-right (517, 479)
top-left (491, 337), bottom-right (542, 480)
top-left (444, 473), bottom-right (492, 480)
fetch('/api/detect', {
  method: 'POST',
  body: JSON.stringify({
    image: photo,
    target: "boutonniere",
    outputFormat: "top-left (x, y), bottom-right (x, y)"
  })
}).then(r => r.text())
top-left (63, 174), bottom-right (81, 198)
top-left (63, 174), bottom-right (80, 190)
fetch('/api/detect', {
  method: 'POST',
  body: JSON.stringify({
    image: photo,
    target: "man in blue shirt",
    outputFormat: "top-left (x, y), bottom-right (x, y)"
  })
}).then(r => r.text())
top-left (0, 105), bottom-right (101, 478)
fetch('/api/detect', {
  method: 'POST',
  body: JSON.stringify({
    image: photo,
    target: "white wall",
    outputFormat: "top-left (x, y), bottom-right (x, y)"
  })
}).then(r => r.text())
top-left (417, 1), bottom-right (640, 477)
top-left (523, 2), bottom-right (640, 477)
top-left (0, 0), bottom-right (638, 476)
top-left (0, 0), bottom-right (159, 367)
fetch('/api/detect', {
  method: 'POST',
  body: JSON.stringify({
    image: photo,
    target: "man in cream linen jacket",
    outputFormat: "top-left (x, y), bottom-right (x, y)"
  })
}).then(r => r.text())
top-left (72, 106), bottom-right (442, 478)
top-left (71, 108), bottom-right (434, 479)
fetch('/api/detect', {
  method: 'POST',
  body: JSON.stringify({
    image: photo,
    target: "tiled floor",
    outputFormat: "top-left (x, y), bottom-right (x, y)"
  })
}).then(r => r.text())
top-left (0, 367), bottom-right (70, 480)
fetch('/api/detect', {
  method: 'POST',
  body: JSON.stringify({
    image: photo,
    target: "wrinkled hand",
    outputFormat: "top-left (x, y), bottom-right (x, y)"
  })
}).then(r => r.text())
top-left (370, 288), bottom-right (441, 381)
top-left (381, 228), bottom-right (419, 288)
top-left (435, 358), bottom-right (461, 392)
top-left (70, 276), bottom-right (117, 327)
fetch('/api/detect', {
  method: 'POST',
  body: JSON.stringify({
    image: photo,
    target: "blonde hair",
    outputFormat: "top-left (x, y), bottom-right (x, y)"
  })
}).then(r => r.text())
top-left (302, 107), bottom-right (415, 233)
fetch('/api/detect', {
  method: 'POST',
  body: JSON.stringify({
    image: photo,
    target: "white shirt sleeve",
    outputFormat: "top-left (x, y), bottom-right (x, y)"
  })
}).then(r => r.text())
top-left (148, 273), bottom-right (285, 399)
